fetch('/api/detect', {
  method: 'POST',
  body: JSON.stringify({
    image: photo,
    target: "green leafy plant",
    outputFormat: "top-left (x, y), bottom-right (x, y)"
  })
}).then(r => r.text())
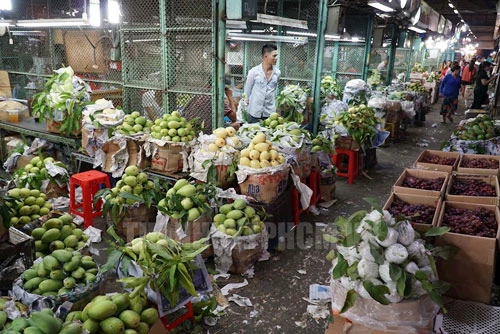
top-left (31, 66), bottom-right (91, 136)
top-left (336, 105), bottom-right (381, 145)
top-left (320, 76), bottom-right (343, 103)
top-left (276, 84), bottom-right (308, 123)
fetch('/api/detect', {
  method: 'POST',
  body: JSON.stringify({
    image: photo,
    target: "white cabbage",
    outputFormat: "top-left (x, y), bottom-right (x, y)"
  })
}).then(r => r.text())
top-left (366, 210), bottom-right (383, 224)
top-left (340, 276), bottom-right (360, 291)
top-left (378, 261), bottom-right (392, 283)
top-left (357, 259), bottom-right (379, 279)
top-left (360, 229), bottom-right (378, 244)
top-left (384, 243), bottom-right (409, 264)
top-left (358, 241), bottom-right (375, 262)
top-left (407, 239), bottom-right (426, 259)
top-left (376, 228), bottom-right (399, 248)
top-left (385, 281), bottom-right (403, 303)
top-left (405, 262), bottom-right (419, 275)
top-left (356, 278), bottom-right (383, 300)
top-left (397, 221), bottom-right (415, 246)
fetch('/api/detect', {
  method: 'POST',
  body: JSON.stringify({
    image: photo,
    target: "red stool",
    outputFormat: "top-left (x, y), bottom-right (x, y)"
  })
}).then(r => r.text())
top-left (161, 301), bottom-right (194, 330)
top-left (332, 149), bottom-right (359, 184)
top-left (69, 170), bottom-right (111, 228)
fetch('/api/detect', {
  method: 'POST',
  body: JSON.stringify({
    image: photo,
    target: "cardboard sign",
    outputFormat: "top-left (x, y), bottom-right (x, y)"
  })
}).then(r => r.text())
top-left (239, 168), bottom-right (289, 203)
top-left (151, 143), bottom-right (185, 173)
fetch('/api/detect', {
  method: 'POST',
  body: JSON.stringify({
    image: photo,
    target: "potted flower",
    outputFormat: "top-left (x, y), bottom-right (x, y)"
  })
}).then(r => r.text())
top-left (31, 66), bottom-right (91, 136)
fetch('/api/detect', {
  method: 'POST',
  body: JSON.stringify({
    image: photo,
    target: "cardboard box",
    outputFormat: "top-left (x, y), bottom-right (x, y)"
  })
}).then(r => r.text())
top-left (445, 174), bottom-right (500, 206)
top-left (110, 204), bottom-right (158, 242)
top-left (435, 201), bottom-right (500, 304)
top-left (320, 174), bottom-right (336, 202)
top-left (393, 168), bottom-right (449, 198)
top-left (127, 140), bottom-right (151, 170)
top-left (151, 142), bottom-right (187, 174)
top-left (46, 119), bottom-right (81, 137)
top-left (383, 192), bottom-right (442, 232)
top-left (164, 214), bottom-right (211, 243)
top-left (81, 126), bottom-right (108, 157)
top-left (326, 315), bottom-right (430, 334)
top-left (239, 167), bottom-right (289, 204)
top-left (15, 154), bottom-right (38, 170)
top-left (335, 136), bottom-right (360, 150)
top-left (457, 153), bottom-right (500, 176)
top-left (415, 150), bottom-right (459, 173)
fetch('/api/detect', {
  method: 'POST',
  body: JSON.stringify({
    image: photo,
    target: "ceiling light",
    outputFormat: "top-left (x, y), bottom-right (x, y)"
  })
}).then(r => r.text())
top-left (400, 0), bottom-right (407, 8)
top-left (453, 9), bottom-right (458, 14)
top-left (0, 0), bottom-right (12, 11)
top-left (226, 32), bottom-right (307, 45)
top-left (368, 1), bottom-right (396, 13)
top-left (107, 0), bottom-right (120, 24)
top-left (408, 26), bottom-right (426, 33)
top-left (16, 18), bottom-right (89, 27)
top-left (0, 19), bottom-right (15, 26)
top-left (89, 0), bottom-right (100, 27)
top-left (448, 2), bottom-right (454, 8)
top-left (461, 25), bottom-right (467, 32)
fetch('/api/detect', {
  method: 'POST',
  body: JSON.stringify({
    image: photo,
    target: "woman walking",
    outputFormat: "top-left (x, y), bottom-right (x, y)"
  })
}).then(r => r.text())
top-left (439, 65), bottom-right (461, 123)
top-left (460, 57), bottom-right (476, 97)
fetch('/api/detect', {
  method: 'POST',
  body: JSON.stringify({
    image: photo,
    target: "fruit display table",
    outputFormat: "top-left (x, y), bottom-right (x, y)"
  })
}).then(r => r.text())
top-left (0, 118), bottom-right (80, 165)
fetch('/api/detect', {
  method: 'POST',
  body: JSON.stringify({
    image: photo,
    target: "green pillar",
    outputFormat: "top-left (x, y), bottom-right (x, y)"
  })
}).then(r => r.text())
top-left (362, 15), bottom-right (374, 80)
top-left (312, 0), bottom-right (328, 134)
top-left (215, 0), bottom-right (226, 130)
top-left (386, 24), bottom-right (398, 86)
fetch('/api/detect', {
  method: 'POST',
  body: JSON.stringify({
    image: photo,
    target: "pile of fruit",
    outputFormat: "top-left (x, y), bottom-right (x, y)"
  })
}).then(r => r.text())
top-left (311, 133), bottom-right (335, 153)
top-left (387, 200), bottom-right (436, 225)
top-left (260, 112), bottom-right (286, 130)
top-left (420, 153), bottom-right (456, 166)
top-left (0, 298), bottom-right (29, 331)
top-left (0, 309), bottom-right (76, 333)
top-left (412, 63), bottom-right (425, 72)
top-left (68, 292), bottom-right (158, 334)
top-left (442, 207), bottom-right (498, 238)
top-left (454, 116), bottom-right (497, 141)
top-left (239, 132), bottom-right (285, 169)
top-left (335, 104), bottom-right (379, 145)
top-left (320, 75), bottom-right (343, 102)
top-left (22, 250), bottom-right (98, 296)
top-left (367, 69), bottom-right (382, 87)
top-left (213, 199), bottom-right (265, 236)
top-left (32, 214), bottom-right (88, 258)
top-left (6, 188), bottom-right (53, 226)
top-left (115, 111), bottom-right (154, 135)
top-left (402, 176), bottom-right (445, 191)
top-left (449, 179), bottom-right (496, 197)
top-left (14, 156), bottom-right (67, 186)
top-left (407, 81), bottom-right (425, 93)
top-left (206, 127), bottom-right (241, 151)
top-left (158, 179), bottom-right (212, 223)
top-left (460, 157), bottom-right (499, 169)
top-left (149, 111), bottom-right (196, 142)
top-left (103, 166), bottom-right (155, 205)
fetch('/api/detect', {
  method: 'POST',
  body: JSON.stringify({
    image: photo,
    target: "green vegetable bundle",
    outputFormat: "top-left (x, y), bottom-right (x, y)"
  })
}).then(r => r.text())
top-left (407, 81), bottom-right (425, 93)
top-left (276, 84), bottom-right (308, 123)
top-left (320, 76), bottom-right (343, 102)
top-left (335, 105), bottom-right (381, 146)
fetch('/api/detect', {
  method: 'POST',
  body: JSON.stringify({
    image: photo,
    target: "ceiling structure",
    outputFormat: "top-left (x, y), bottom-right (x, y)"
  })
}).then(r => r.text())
top-left (427, 0), bottom-right (498, 50)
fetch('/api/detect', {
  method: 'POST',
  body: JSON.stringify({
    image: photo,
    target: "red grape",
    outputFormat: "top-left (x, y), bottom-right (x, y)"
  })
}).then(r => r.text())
top-left (442, 207), bottom-right (498, 238)
top-left (450, 179), bottom-right (496, 197)
top-left (402, 176), bottom-right (444, 191)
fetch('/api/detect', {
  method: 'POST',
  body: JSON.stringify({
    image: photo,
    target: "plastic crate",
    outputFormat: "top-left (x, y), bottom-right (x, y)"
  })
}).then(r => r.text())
top-left (251, 186), bottom-right (294, 251)
top-left (436, 299), bottom-right (500, 334)
top-left (0, 227), bottom-right (35, 294)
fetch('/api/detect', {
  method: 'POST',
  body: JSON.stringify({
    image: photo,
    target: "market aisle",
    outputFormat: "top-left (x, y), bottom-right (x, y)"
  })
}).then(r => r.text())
top-left (206, 99), bottom-right (458, 334)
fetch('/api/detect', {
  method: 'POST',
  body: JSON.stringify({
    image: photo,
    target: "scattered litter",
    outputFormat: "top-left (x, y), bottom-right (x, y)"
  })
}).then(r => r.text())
top-left (242, 267), bottom-right (255, 278)
top-left (84, 226), bottom-right (102, 243)
top-left (73, 215), bottom-right (84, 226)
top-left (319, 199), bottom-right (337, 208)
top-left (309, 284), bottom-right (331, 300)
top-left (416, 142), bottom-right (429, 147)
top-left (295, 320), bottom-right (307, 328)
top-left (309, 205), bottom-right (320, 216)
top-left (362, 171), bottom-right (373, 180)
top-left (315, 222), bottom-right (328, 227)
top-left (307, 304), bottom-right (330, 321)
top-left (215, 305), bottom-right (229, 313)
top-left (228, 294), bottom-right (253, 307)
top-left (49, 197), bottom-right (70, 210)
top-left (249, 310), bottom-right (259, 318)
top-left (432, 123), bottom-right (438, 128)
top-left (220, 279), bottom-right (248, 296)
top-left (204, 317), bottom-right (218, 326)
top-left (259, 251), bottom-right (271, 262)
top-left (276, 325), bottom-right (281, 329)
top-left (214, 273), bottom-right (231, 280)
top-left (298, 270), bottom-right (307, 275)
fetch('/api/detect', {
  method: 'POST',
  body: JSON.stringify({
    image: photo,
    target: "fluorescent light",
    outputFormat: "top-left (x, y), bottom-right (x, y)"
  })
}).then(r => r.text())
top-left (251, 13), bottom-right (308, 30)
top-left (0, 19), bottom-right (15, 27)
top-left (16, 18), bottom-right (89, 27)
top-left (448, 3), bottom-right (454, 8)
top-left (89, 0), bottom-right (100, 27)
top-left (226, 32), bottom-right (307, 45)
top-left (0, 0), bottom-right (12, 11)
top-left (453, 9), bottom-right (458, 14)
top-left (107, 0), bottom-right (120, 24)
top-left (408, 26), bottom-right (426, 33)
top-left (400, 0), bottom-right (407, 8)
top-left (368, 1), bottom-right (396, 12)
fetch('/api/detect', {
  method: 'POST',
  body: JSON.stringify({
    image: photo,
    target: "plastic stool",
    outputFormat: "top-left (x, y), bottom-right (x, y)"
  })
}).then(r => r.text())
top-left (161, 301), bottom-right (194, 330)
top-left (332, 149), bottom-right (359, 184)
top-left (291, 171), bottom-right (322, 225)
top-left (69, 170), bottom-right (111, 228)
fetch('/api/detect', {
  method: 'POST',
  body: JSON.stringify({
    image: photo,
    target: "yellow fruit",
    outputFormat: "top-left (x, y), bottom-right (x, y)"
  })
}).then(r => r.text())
top-left (240, 148), bottom-right (250, 158)
top-left (260, 160), bottom-right (271, 168)
top-left (254, 143), bottom-right (270, 152)
top-left (226, 137), bottom-right (240, 147)
top-left (278, 155), bottom-right (285, 164)
top-left (270, 112), bottom-right (279, 120)
top-left (250, 160), bottom-right (261, 169)
top-left (249, 150), bottom-right (260, 160)
top-left (213, 128), bottom-right (227, 139)
top-left (252, 132), bottom-right (266, 144)
top-left (271, 160), bottom-right (280, 166)
top-left (239, 157), bottom-right (251, 166)
top-left (259, 151), bottom-right (270, 161)
top-left (215, 137), bottom-right (226, 148)
top-left (225, 127), bottom-right (236, 137)
top-left (208, 143), bottom-right (218, 152)
top-left (269, 149), bottom-right (278, 160)
top-left (248, 143), bottom-right (254, 150)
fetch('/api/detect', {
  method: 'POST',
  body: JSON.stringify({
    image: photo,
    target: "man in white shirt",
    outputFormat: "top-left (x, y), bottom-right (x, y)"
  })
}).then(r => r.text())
top-left (244, 44), bottom-right (281, 123)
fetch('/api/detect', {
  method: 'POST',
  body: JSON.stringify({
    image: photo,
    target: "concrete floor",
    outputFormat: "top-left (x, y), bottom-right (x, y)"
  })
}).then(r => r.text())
top-left (203, 101), bottom-right (463, 334)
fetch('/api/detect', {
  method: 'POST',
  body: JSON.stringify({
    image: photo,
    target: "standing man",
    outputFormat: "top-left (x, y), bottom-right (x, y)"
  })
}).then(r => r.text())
top-left (244, 44), bottom-right (281, 123)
